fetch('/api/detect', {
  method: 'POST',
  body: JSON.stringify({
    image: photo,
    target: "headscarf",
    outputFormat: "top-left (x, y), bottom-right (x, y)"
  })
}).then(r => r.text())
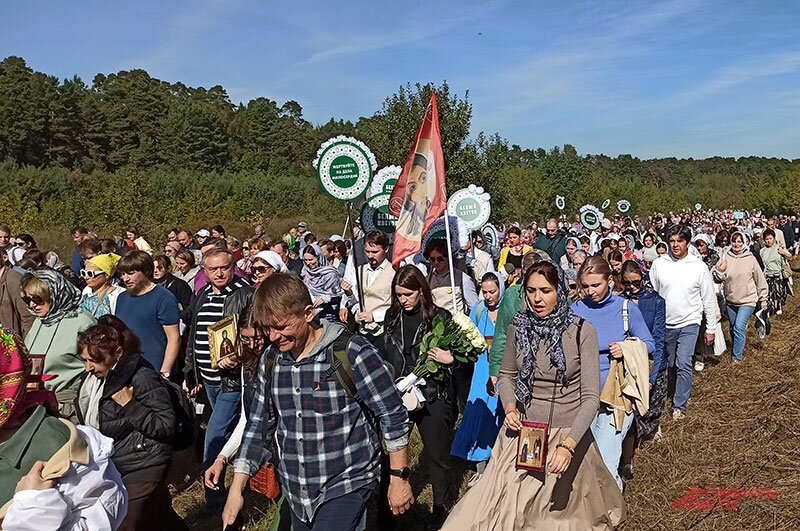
top-left (301, 245), bottom-right (341, 299)
top-left (29, 269), bottom-right (82, 326)
top-left (481, 271), bottom-right (505, 310)
top-left (304, 244), bottom-right (329, 267)
top-left (87, 253), bottom-right (121, 278)
top-left (253, 250), bottom-right (287, 273)
top-left (511, 260), bottom-right (575, 407)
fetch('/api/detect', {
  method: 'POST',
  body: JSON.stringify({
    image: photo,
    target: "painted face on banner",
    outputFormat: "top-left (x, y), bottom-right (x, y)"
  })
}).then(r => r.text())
top-left (396, 138), bottom-right (436, 240)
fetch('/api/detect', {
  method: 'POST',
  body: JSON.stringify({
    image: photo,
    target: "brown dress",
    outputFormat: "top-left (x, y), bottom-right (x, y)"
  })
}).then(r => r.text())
top-left (441, 318), bottom-right (626, 530)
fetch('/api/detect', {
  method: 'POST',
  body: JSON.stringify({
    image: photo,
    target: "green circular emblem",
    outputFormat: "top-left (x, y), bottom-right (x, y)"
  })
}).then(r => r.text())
top-left (580, 207), bottom-right (602, 231)
top-left (481, 224), bottom-right (498, 248)
top-left (314, 137), bottom-right (376, 202)
top-left (447, 188), bottom-right (491, 229)
top-left (360, 193), bottom-right (397, 242)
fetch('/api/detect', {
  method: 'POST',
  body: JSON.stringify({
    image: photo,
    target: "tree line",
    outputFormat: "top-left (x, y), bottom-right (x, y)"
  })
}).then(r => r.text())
top-left (1, 54), bottom-right (798, 237)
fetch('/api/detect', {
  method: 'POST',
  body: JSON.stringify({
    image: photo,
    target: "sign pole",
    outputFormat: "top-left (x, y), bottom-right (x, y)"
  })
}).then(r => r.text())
top-left (441, 212), bottom-right (459, 311)
top-left (342, 214), bottom-right (350, 239)
top-left (347, 202), bottom-right (365, 311)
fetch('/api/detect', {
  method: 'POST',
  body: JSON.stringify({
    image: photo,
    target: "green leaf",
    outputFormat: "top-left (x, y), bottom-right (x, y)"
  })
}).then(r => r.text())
top-left (425, 360), bottom-right (439, 373)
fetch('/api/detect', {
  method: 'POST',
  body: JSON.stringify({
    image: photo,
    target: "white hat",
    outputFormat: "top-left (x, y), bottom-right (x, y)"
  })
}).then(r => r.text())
top-left (196, 229), bottom-right (211, 238)
top-left (253, 250), bottom-right (287, 273)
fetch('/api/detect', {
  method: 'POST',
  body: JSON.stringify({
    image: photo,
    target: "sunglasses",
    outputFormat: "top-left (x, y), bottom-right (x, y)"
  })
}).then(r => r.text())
top-left (252, 265), bottom-right (271, 275)
top-left (568, 282), bottom-right (578, 289)
top-left (78, 330), bottom-right (113, 345)
top-left (621, 279), bottom-right (642, 288)
top-left (80, 269), bottom-right (106, 279)
top-left (240, 335), bottom-right (265, 346)
top-left (22, 294), bottom-right (45, 306)
top-left (242, 246), bottom-right (250, 251)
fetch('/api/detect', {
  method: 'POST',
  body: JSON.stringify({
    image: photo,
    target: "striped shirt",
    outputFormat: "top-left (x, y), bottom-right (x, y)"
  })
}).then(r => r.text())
top-left (192, 277), bottom-right (250, 384)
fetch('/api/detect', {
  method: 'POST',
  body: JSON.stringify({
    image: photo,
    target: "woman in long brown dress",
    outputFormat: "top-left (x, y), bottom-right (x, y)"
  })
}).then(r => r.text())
top-left (442, 261), bottom-right (625, 531)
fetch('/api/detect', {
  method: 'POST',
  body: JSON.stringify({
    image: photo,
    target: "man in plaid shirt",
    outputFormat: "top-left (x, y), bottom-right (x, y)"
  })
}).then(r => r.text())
top-left (222, 273), bottom-right (414, 530)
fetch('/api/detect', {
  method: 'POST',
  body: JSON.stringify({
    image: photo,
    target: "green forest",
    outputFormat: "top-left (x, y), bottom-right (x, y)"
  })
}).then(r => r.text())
top-left (1, 55), bottom-right (799, 238)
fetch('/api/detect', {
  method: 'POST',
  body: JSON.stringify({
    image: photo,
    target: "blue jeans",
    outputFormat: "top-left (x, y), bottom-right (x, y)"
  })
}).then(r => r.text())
top-left (725, 304), bottom-right (755, 361)
top-left (590, 408), bottom-right (634, 490)
top-left (203, 382), bottom-right (241, 509)
top-left (290, 484), bottom-right (374, 531)
top-left (666, 324), bottom-right (701, 412)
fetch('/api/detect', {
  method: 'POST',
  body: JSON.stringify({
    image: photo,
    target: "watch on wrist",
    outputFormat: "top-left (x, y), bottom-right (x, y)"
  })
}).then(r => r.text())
top-left (389, 467), bottom-right (411, 480)
top-left (160, 371), bottom-right (170, 379)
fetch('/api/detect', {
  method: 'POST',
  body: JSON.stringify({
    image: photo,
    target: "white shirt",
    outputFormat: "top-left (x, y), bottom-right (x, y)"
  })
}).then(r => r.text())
top-left (3, 426), bottom-right (128, 531)
top-left (650, 253), bottom-right (717, 332)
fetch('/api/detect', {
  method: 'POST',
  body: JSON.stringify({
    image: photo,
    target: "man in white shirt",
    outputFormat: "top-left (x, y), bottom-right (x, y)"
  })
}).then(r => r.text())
top-left (339, 230), bottom-right (394, 346)
top-left (649, 225), bottom-right (718, 420)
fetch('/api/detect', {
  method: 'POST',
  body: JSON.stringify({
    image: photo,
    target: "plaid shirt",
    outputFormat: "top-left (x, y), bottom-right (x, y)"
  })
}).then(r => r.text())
top-left (233, 321), bottom-right (410, 523)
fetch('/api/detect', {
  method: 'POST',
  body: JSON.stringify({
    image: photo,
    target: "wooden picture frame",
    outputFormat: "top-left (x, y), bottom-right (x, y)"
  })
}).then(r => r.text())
top-left (515, 421), bottom-right (550, 472)
top-left (27, 354), bottom-right (45, 390)
top-left (208, 314), bottom-right (238, 369)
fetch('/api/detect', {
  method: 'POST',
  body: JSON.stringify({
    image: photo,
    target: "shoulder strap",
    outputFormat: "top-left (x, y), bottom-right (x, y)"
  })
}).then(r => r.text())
top-left (329, 332), bottom-right (358, 400)
top-left (622, 298), bottom-right (630, 336)
top-left (576, 317), bottom-right (585, 349)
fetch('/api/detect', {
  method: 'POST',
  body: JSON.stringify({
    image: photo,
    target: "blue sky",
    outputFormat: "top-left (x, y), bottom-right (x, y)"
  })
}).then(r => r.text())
top-left (3, 0), bottom-right (800, 159)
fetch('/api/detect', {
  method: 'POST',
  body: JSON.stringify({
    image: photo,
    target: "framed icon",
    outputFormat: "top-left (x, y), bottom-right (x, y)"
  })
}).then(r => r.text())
top-left (208, 314), bottom-right (238, 369)
top-left (515, 421), bottom-right (550, 472)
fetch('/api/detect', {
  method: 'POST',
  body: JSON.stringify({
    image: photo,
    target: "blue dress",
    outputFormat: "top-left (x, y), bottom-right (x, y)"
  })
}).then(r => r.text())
top-left (451, 301), bottom-right (505, 461)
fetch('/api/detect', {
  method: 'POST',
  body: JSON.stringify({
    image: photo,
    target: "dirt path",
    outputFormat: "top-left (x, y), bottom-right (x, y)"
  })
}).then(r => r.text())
top-left (173, 271), bottom-right (800, 530)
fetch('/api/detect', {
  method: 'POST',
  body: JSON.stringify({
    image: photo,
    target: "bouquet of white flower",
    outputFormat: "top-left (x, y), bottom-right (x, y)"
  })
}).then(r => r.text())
top-left (396, 313), bottom-right (486, 394)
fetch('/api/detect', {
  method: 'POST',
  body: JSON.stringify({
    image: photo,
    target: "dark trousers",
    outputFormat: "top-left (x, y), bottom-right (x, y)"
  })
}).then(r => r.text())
top-left (452, 362), bottom-right (474, 415)
top-left (378, 397), bottom-right (455, 527)
top-left (119, 480), bottom-right (189, 531)
top-left (289, 484), bottom-right (375, 531)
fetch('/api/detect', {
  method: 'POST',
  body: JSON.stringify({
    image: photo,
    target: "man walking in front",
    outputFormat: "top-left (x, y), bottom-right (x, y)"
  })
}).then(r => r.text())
top-left (649, 225), bottom-right (717, 420)
top-left (223, 273), bottom-right (413, 530)
top-left (184, 247), bottom-right (253, 513)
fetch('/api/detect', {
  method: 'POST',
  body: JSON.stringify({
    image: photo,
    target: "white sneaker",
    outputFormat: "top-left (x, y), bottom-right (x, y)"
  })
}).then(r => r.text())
top-left (673, 410), bottom-right (686, 421)
top-left (694, 361), bottom-right (705, 372)
top-left (777, 309), bottom-right (783, 315)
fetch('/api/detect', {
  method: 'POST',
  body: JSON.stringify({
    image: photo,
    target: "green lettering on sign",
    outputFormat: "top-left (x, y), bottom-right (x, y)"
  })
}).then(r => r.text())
top-left (329, 155), bottom-right (359, 188)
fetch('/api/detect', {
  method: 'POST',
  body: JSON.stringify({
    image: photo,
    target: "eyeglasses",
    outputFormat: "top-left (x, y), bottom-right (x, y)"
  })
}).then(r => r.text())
top-left (568, 282), bottom-right (578, 289)
top-left (80, 269), bottom-right (106, 279)
top-left (621, 279), bottom-right (642, 288)
top-left (252, 265), bottom-right (272, 275)
top-left (240, 335), bottom-right (265, 346)
top-left (242, 246), bottom-right (250, 251)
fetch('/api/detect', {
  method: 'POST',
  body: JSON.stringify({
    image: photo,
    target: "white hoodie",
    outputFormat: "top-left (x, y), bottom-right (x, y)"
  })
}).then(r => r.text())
top-left (649, 252), bottom-right (717, 331)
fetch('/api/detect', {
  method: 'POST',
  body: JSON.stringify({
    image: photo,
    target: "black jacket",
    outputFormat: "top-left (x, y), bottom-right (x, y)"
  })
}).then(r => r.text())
top-left (383, 306), bottom-right (453, 403)
top-left (184, 278), bottom-right (254, 392)
top-left (157, 273), bottom-right (193, 326)
top-left (75, 353), bottom-right (175, 483)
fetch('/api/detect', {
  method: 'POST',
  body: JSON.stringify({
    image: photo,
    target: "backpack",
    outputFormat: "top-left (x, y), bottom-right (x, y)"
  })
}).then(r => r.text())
top-left (162, 378), bottom-right (196, 451)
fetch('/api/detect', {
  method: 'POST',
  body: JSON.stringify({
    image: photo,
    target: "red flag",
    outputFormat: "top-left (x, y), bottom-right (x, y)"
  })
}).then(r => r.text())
top-left (389, 92), bottom-right (447, 268)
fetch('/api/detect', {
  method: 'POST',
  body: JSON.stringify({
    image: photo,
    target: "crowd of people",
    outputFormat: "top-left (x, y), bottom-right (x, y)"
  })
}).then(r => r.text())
top-left (0, 209), bottom-right (795, 530)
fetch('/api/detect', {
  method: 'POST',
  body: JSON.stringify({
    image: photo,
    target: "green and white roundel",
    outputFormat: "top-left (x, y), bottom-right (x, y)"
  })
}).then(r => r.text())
top-left (359, 192), bottom-right (398, 242)
top-left (313, 136), bottom-right (377, 202)
top-left (447, 185), bottom-right (491, 230)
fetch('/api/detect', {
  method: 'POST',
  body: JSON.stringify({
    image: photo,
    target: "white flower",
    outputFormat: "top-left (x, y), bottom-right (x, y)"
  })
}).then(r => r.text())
top-left (452, 313), bottom-right (472, 330)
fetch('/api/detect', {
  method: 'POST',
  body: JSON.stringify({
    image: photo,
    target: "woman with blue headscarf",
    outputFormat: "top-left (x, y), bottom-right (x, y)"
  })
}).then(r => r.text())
top-left (451, 272), bottom-right (505, 479)
top-left (442, 261), bottom-right (625, 530)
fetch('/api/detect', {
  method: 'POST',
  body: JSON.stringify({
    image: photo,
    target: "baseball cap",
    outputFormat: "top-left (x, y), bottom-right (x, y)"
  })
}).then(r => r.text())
top-left (196, 229), bottom-right (211, 238)
top-left (298, 221), bottom-right (308, 228)
top-left (601, 219), bottom-right (612, 230)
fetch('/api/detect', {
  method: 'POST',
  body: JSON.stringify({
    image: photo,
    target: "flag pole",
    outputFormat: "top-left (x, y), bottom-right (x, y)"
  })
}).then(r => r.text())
top-left (442, 212), bottom-right (458, 311)
top-left (342, 212), bottom-right (350, 239)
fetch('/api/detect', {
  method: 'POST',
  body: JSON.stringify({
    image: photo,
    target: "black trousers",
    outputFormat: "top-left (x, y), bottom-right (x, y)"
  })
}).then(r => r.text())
top-left (378, 397), bottom-right (456, 526)
top-left (452, 362), bottom-right (475, 415)
top-left (119, 480), bottom-right (189, 531)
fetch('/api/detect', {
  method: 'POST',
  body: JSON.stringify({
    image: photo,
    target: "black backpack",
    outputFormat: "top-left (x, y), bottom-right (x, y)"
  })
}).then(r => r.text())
top-left (162, 378), bottom-right (196, 451)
